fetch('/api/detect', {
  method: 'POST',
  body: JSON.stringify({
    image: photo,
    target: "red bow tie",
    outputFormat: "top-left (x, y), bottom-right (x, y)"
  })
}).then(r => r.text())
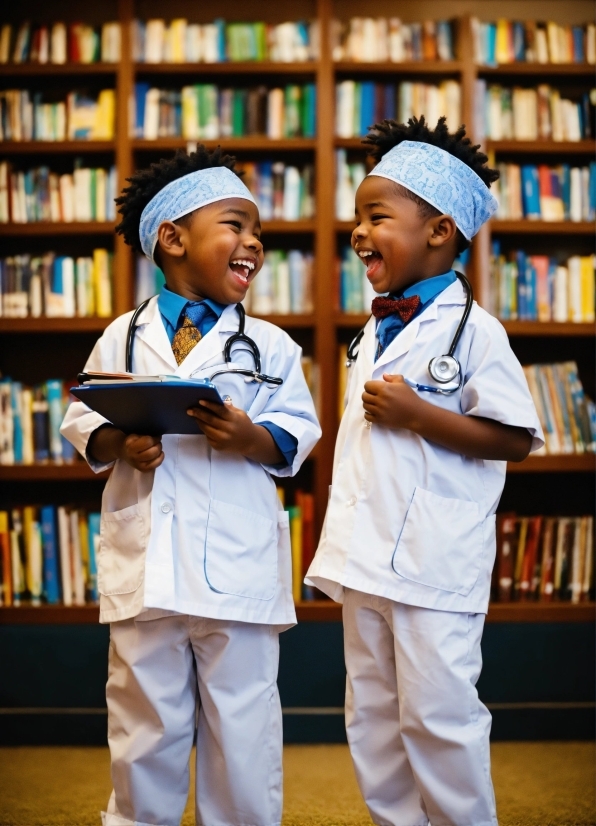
top-left (371, 295), bottom-right (421, 322)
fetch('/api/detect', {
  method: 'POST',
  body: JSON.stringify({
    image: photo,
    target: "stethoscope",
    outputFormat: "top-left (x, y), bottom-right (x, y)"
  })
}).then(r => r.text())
top-left (126, 297), bottom-right (284, 386)
top-left (346, 271), bottom-right (473, 395)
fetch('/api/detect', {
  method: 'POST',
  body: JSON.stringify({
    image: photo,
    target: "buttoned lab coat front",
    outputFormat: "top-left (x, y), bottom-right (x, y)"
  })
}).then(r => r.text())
top-left (61, 299), bottom-right (321, 625)
top-left (306, 280), bottom-right (544, 614)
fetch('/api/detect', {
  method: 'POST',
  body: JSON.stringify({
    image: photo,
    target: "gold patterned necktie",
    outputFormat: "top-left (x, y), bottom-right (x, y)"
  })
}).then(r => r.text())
top-left (171, 314), bottom-right (202, 366)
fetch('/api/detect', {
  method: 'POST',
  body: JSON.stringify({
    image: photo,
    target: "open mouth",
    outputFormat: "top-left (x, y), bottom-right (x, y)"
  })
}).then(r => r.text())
top-left (358, 249), bottom-right (383, 279)
top-left (229, 258), bottom-right (256, 283)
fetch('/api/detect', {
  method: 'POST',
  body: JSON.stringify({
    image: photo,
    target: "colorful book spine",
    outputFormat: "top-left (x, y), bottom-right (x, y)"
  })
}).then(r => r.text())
top-left (0, 88), bottom-right (115, 142)
top-left (0, 22), bottom-right (121, 65)
top-left (338, 245), bottom-right (378, 314)
top-left (493, 163), bottom-right (595, 222)
top-left (494, 513), bottom-right (594, 602)
top-left (472, 19), bottom-right (595, 66)
top-left (333, 18), bottom-right (455, 62)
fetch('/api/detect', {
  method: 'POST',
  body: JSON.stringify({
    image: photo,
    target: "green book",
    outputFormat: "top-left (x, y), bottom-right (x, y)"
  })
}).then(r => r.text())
top-left (89, 168), bottom-right (97, 222)
top-left (254, 22), bottom-right (267, 61)
top-left (353, 83), bottom-right (362, 139)
top-left (301, 83), bottom-right (316, 137)
top-left (232, 89), bottom-right (247, 136)
top-left (284, 85), bottom-right (301, 138)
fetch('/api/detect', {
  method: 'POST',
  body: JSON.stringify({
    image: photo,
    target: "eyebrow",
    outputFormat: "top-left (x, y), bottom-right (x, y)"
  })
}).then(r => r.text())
top-left (220, 207), bottom-right (262, 230)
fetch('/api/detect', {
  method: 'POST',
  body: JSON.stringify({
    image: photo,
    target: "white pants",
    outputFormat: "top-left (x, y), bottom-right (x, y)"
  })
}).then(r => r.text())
top-left (102, 614), bottom-right (283, 826)
top-left (343, 589), bottom-right (497, 826)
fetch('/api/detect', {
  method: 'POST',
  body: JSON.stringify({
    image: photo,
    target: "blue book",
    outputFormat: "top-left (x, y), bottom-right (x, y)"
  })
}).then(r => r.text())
top-left (302, 83), bottom-right (316, 138)
top-left (589, 163), bottom-right (596, 219)
top-left (516, 251), bottom-right (527, 319)
top-left (288, 250), bottom-right (304, 313)
top-left (513, 22), bottom-right (525, 61)
top-left (383, 84), bottom-right (396, 121)
top-left (521, 166), bottom-right (540, 218)
top-left (526, 260), bottom-right (537, 321)
top-left (360, 82), bottom-right (375, 137)
top-left (487, 23), bottom-right (497, 67)
top-left (560, 164), bottom-right (571, 219)
top-left (256, 161), bottom-right (273, 219)
top-left (40, 506), bottom-right (61, 605)
top-left (52, 256), bottom-right (64, 296)
top-left (572, 26), bottom-right (585, 62)
top-left (87, 513), bottom-right (100, 603)
top-left (135, 82), bottom-right (150, 138)
top-left (45, 379), bottom-right (64, 462)
top-left (10, 381), bottom-right (23, 464)
top-left (214, 19), bottom-right (226, 61)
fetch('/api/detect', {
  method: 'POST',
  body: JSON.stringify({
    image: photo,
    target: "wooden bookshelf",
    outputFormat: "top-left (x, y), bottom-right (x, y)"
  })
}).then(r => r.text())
top-left (1, 600), bottom-right (593, 625)
top-left (0, 0), bottom-right (594, 628)
top-left (0, 464), bottom-right (110, 481)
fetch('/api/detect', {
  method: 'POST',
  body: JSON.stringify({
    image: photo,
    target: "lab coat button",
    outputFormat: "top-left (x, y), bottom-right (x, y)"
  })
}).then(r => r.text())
top-left (161, 503), bottom-right (172, 514)
top-left (347, 496), bottom-right (357, 507)
top-left (364, 420), bottom-right (372, 429)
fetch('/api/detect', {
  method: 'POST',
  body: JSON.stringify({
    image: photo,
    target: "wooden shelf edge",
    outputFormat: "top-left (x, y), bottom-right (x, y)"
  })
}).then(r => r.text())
top-left (132, 138), bottom-right (316, 151)
top-left (0, 463), bottom-right (110, 481)
top-left (0, 63), bottom-right (117, 76)
top-left (487, 140), bottom-right (596, 154)
top-left (490, 220), bottom-right (594, 234)
top-left (1, 601), bottom-right (593, 625)
top-left (0, 222), bottom-right (115, 236)
top-left (478, 62), bottom-right (595, 75)
top-left (334, 60), bottom-right (463, 73)
top-left (0, 317), bottom-right (113, 333)
top-left (0, 141), bottom-right (115, 154)
top-left (507, 454), bottom-right (595, 473)
top-left (502, 321), bottom-right (595, 337)
top-left (134, 61), bottom-right (319, 74)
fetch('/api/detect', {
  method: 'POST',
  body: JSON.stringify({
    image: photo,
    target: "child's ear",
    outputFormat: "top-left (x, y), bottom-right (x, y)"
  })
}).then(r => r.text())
top-left (428, 214), bottom-right (457, 248)
top-left (156, 221), bottom-right (185, 258)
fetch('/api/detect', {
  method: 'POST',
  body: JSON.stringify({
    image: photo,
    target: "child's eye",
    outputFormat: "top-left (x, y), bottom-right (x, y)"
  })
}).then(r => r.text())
top-left (224, 220), bottom-right (242, 230)
top-left (371, 213), bottom-right (388, 222)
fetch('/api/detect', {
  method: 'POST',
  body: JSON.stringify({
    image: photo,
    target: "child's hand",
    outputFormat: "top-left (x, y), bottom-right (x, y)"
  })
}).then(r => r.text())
top-left (187, 399), bottom-right (284, 465)
top-left (362, 374), bottom-right (424, 430)
top-left (118, 433), bottom-right (165, 472)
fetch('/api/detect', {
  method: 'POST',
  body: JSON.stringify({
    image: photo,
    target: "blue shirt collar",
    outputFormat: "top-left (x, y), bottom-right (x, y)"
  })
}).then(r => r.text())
top-left (157, 285), bottom-right (227, 330)
top-left (399, 270), bottom-right (457, 305)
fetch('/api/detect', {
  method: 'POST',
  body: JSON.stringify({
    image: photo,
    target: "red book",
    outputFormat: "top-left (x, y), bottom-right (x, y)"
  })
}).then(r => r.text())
top-left (496, 513), bottom-right (517, 602)
top-left (539, 518), bottom-right (556, 602)
top-left (520, 516), bottom-right (542, 600)
top-left (538, 165), bottom-right (552, 198)
top-left (296, 491), bottom-right (315, 578)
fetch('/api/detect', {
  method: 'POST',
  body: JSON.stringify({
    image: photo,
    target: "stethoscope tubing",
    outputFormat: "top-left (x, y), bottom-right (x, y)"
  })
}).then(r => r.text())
top-left (125, 298), bottom-right (284, 386)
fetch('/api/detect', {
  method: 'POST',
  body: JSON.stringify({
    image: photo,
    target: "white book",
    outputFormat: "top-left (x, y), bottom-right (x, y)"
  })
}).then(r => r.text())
top-left (487, 86), bottom-right (502, 140)
top-left (107, 167), bottom-right (117, 221)
top-left (336, 80), bottom-right (355, 138)
top-left (581, 166), bottom-right (591, 220)
top-left (426, 85), bottom-right (441, 131)
top-left (251, 256), bottom-right (274, 315)
top-left (102, 22), bottom-right (121, 63)
top-left (74, 168), bottom-right (92, 222)
top-left (376, 18), bottom-right (389, 62)
top-left (442, 81), bottom-right (461, 132)
top-left (587, 24), bottom-right (596, 64)
top-left (69, 510), bottom-right (86, 606)
top-left (59, 174), bottom-right (74, 222)
top-left (202, 25), bottom-right (219, 63)
top-left (388, 18), bottom-right (404, 62)
top-left (335, 150), bottom-right (354, 221)
top-left (275, 22), bottom-right (296, 63)
top-left (29, 274), bottom-right (42, 317)
top-left (581, 517), bottom-right (594, 599)
top-left (275, 259), bottom-right (291, 314)
top-left (536, 28), bottom-right (549, 64)
top-left (144, 88), bottom-right (160, 140)
top-left (57, 507), bottom-right (73, 606)
top-left (50, 23), bottom-right (67, 64)
top-left (186, 24), bottom-right (202, 62)
top-left (282, 166), bottom-right (301, 221)
top-left (361, 18), bottom-right (378, 62)
top-left (569, 167), bottom-right (582, 222)
top-left (267, 88), bottom-right (284, 139)
top-left (62, 256), bottom-right (76, 317)
top-left (553, 266), bottom-right (569, 321)
top-left (562, 99), bottom-right (581, 141)
top-left (145, 19), bottom-right (165, 63)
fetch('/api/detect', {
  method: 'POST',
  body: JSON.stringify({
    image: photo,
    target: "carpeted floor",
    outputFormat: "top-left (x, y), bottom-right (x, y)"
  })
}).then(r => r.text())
top-left (0, 743), bottom-right (594, 826)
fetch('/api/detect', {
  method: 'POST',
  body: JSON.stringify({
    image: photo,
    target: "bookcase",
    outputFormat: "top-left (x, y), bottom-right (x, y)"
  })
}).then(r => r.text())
top-left (0, 0), bottom-right (594, 627)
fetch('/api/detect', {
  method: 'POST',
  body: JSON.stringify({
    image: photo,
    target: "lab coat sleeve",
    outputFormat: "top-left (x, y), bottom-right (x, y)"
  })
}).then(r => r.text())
top-left (251, 331), bottom-right (321, 478)
top-left (460, 312), bottom-right (545, 452)
top-left (60, 319), bottom-right (128, 473)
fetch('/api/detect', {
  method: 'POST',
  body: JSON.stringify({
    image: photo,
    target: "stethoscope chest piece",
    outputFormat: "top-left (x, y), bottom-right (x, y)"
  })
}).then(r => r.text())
top-left (428, 354), bottom-right (460, 384)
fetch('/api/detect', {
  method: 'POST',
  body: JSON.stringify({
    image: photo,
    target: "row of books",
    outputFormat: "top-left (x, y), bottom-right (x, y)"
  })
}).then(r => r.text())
top-left (331, 18), bottom-right (455, 63)
top-left (494, 514), bottom-right (593, 603)
top-left (0, 21), bottom-right (120, 65)
top-left (524, 362), bottom-right (595, 456)
top-left (276, 489), bottom-right (317, 602)
top-left (338, 246), bottom-right (376, 315)
top-left (0, 89), bottom-right (115, 142)
top-left (335, 80), bottom-right (461, 139)
top-left (134, 83), bottom-right (316, 141)
top-left (133, 19), bottom-right (317, 64)
top-left (335, 150), bottom-right (365, 221)
top-left (237, 161), bottom-right (314, 222)
top-left (477, 83), bottom-right (594, 142)
top-left (0, 250), bottom-right (113, 319)
top-left (244, 250), bottom-right (314, 316)
top-left (0, 506), bottom-right (99, 607)
top-left (471, 18), bottom-right (595, 66)
top-left (0, 162), bottom-right (117, 224)
top-left (493, 163), bottom-right (595, 222)
top-left (489, 247), bottom-right (595, 323)
top-left (0, 378), bottom-right (76, 466)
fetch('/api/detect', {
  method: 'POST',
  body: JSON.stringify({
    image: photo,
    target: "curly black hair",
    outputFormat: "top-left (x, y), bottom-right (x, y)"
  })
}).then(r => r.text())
top-left (363, 116), bottom-right (499, 252)
top-left (115, 145), bottom-right (242, 257)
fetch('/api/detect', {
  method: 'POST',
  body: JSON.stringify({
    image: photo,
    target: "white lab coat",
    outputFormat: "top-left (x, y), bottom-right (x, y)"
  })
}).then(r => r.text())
top-left (306, 279), bottom-right (544, 614)
top-left (61, 298), bottom-right (321, 625)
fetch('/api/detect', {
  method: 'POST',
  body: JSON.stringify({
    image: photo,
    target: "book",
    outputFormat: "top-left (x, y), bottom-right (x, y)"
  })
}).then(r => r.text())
top-left (493, 513), bottom-right (595, 602)
top-left (472, 18), bottom-right (595, 66)
top-left (0, 88), bottom-right (114, 142)
top-left (40, 506), bottom-right (60, 604)
top-left (338, 245), bottom-right (377, 314)
top-left (492, 163), bottom-right (595, 222)
top-left (240, 249), bottom-right (314, 315)
top-left (0, 22), bottom-right (120, 65)
top-left (333, 17), bottom-right (455, 62)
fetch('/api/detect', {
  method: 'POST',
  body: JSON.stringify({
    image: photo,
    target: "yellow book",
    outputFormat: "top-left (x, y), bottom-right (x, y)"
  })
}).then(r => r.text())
top-left (580, 255), bottom-right (595, 322)
top-left (0, 511), bottom-right (12, 606)
top-left (93, 248), bottom-right (113, 317)
top-left (95, 168), bottom-right (106, 223)
top-left (23, 506), bottom-right (42, 603)
top-left (513, 517), bottom-right (528, 594)
top-left (276, 487), bottom-right (285, 506)
top-left (338, 343), bottom-right (348, 422)
top-left (289, 506), bottom-right (302, 604)
top-left (495, 19), bottom-right (511, 64)
top-left (93, 89), bottom-right (115, 140)
top-left (170, 19), bottom-right (187, 63)
top-left (78, 513), bottom-right (90, 592)
top-left (181, 86), bottom-right (199, 139)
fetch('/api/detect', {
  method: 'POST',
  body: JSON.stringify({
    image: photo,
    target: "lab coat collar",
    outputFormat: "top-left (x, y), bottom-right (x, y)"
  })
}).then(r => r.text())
top-left (372, 278), bottom-right (467, 375)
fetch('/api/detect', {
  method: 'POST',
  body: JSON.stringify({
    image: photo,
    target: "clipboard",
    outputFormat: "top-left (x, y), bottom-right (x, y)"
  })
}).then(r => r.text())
top-left (70, 378), bottom-right (225, 436)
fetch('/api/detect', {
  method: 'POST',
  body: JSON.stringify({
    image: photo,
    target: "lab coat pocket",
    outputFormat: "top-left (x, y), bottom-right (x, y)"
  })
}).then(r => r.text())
top-left (98, 504), bottom-right (146, 596)
top-left (204, 499), bottom-right (277, 600)
top-left (392, 487), bottom-right (483, 596)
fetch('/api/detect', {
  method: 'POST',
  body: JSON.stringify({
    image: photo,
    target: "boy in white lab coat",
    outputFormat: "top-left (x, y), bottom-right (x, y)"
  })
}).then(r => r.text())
top-left (61, 147), bottom-right (321, 826)
top-left (306, 118), bottom-right (544, 826)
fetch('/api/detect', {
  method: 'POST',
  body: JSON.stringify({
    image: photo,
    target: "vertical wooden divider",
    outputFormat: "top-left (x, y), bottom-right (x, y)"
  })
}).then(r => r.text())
top-left (113, 0), bottom-right (134, 316)
top-left (313, 0), bottom-right (336, 534)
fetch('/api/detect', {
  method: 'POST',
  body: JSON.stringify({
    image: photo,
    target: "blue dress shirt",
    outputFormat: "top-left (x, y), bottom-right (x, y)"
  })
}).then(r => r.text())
top-left (375, 270), bottom-right (457, 359)
top-left (157, 286), bottom-right (298, 467)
